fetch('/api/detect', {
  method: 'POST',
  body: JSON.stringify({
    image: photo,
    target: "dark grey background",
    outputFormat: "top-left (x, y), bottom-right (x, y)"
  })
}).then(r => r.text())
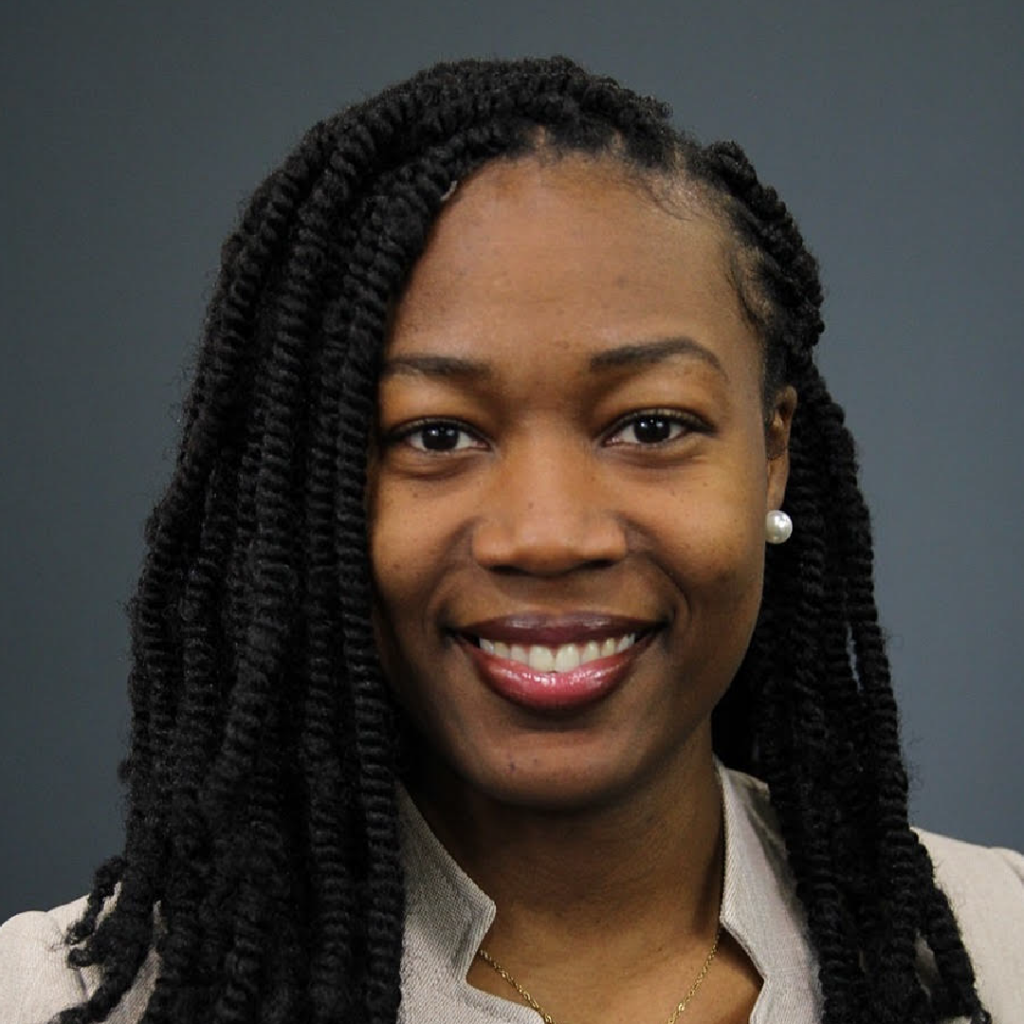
top-left (2, 0), bottom-right (1021, 923)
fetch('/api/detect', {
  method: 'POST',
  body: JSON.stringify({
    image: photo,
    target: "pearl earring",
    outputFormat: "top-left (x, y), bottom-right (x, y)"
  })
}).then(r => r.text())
top-left (765, 510), bottom-right (793, 544)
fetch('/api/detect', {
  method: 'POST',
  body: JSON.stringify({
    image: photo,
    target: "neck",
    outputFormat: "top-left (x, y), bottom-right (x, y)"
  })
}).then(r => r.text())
top-left (407, 731), bottom-right (724, 959)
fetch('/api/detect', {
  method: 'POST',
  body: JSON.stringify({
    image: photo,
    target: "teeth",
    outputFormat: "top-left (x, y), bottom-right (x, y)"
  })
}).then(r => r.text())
top-left (528, 646), bottom-right (555, 671)
top-left (478, 633), bottom-right (639, 673)
top-left (553, 645), bottom-right (581, 672)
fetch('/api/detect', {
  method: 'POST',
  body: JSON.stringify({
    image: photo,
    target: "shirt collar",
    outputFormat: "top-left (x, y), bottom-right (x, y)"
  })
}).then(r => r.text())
top-left (397, 764), bottom-right (823, 1023)
top-left (717, 767), bottom-right (821, 1021)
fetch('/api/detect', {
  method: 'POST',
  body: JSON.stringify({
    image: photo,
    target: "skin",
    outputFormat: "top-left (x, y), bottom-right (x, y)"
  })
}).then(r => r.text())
top-left (369, 153), bottom-right (794, 1023)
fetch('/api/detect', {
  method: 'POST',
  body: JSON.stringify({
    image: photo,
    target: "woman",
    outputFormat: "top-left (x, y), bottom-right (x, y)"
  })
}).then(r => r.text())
top-left (1, 56), bottom-right (1020, 1024)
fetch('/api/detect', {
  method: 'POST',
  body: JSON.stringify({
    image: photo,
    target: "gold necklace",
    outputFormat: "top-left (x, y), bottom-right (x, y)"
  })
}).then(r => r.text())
top-left (476, 923), bottom-right (723, 1024)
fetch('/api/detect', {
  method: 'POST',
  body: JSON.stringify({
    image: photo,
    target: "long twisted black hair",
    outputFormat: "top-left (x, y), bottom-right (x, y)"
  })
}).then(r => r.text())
top-left (58, 56), bottom-right (989, 1024)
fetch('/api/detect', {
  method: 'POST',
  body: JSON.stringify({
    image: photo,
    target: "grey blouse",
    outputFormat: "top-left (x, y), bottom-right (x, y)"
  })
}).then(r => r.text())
top-left (3, 767), bottom-right (1022, 1023)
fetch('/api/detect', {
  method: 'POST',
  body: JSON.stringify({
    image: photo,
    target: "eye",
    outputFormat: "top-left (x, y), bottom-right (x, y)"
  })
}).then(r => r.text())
top-left (394, 420), bottom-right (486, 453)
top-left (604, 410), bottom-right (699, 447)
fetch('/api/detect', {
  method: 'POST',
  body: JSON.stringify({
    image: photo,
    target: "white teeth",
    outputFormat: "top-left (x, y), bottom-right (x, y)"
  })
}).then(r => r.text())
top-left (553, 645), bottom-right (581, 672)
top-left (528, 646), bottom-right (555, 671)
top-left (478, 633), bottom-right (641, 673)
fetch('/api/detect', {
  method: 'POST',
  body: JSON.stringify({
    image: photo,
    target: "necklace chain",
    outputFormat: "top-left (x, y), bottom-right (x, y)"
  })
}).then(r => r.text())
top-left (476, 924), bottom-right (722, 1024)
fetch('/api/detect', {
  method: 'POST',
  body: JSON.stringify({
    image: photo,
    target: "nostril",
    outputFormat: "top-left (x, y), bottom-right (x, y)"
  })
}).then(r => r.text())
top-left (470, 505), bottom-right (629, 577)
top-left (486, 560), bottom-right (617, 579)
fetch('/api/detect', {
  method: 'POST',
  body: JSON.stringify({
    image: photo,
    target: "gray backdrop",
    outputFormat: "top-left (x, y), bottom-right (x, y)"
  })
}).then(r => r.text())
top-left (2, 0), bottom-right (1021, 923)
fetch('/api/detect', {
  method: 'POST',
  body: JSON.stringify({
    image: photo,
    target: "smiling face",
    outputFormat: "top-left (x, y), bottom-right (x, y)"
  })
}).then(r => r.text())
top-left (369, 153), bottom-right (793, 813)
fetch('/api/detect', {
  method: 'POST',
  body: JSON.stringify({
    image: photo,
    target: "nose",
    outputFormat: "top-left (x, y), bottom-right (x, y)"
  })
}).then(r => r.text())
top-left (470, 436), bottom-right (629, 576)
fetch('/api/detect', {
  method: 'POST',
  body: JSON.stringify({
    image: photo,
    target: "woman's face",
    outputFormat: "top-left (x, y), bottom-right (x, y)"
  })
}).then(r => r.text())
top-left (369, 154), bottom-right (793, 812)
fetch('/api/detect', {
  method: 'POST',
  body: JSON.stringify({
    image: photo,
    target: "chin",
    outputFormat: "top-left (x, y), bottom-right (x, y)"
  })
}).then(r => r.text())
top-left (453, 723), bottom-right (708, 816)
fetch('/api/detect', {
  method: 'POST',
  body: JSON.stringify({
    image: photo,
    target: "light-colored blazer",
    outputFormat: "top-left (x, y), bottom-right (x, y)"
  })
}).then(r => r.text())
top-left (3, 769), bottom-right (1023, 1023)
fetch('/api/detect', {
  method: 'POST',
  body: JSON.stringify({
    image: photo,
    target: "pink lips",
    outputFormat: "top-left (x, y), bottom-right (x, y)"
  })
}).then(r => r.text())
top-left (455, 614), bottom-right (657, 712)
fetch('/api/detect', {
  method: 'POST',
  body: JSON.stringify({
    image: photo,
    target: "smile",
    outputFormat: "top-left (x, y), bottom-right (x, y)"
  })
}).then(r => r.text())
top-left (457, 619), bottom-right (657, 711)
top-left (473, 634), bottom-right (638, 673)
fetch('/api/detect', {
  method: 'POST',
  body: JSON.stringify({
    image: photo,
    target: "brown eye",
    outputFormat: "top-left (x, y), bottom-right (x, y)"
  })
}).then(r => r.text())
top-left (631, 416), bottom-right (677, 444)
top-left (400, 421), bottom-right (485, 453)
top-left (606, 411), bottom-right (692, 447)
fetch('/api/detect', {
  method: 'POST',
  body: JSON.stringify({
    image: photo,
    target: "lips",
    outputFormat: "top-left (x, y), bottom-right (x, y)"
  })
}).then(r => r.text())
top-left (454, 613), bottom-right (660, 712)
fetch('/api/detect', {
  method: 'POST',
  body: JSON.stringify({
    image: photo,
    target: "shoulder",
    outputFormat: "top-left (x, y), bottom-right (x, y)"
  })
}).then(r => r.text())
top-left (0, 896), bottom-right (157, 1024)
top-left (722, 768), bottom-right (1024, 1020)
top-left (0, 896), bottom-right (92, 1024)
top-left (918, 826), bottom-right (1024, 903)
top-left (916, 828), bottom-right (1024, 1022)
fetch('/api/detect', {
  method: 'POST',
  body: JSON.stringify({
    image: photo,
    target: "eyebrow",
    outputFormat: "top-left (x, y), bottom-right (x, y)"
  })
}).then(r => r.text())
top-left (379, 354), bottom-right (492, 380)
top-left (380, 336), bottom-right (726, 381)
top-left (589, 336), bottom-right (726, 378)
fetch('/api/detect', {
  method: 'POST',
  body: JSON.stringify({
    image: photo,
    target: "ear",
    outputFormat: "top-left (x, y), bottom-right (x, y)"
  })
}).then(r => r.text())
top-left (766, 385), bottom-right (797, 511)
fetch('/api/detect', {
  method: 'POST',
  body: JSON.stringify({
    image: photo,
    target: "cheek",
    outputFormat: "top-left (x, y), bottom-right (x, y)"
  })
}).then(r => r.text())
top-left (369, 481), bottom-right (464, 652)
top-left (651, 470), bottom-right (766, 594)
top-left (369, 492), bottom-right (419, 681)
top-left (370, 485), bottom-right (430, 598)
top-left (673, 526), bottom-right (764, 624)
top-left (370, 494), bottom-right (429, 704)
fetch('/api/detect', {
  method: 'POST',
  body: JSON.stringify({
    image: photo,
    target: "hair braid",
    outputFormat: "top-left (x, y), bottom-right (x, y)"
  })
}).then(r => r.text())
top-left (61, 56), bottom-right (989, 1024)
top-left (141, 450), bottom-right (245, 1020)
top-left (696, 139), bottom-right (987, 1022)
top-left (299, 288), bottom-right (360, 1022)
top-left (761, 401), bottom-right (871, 1018)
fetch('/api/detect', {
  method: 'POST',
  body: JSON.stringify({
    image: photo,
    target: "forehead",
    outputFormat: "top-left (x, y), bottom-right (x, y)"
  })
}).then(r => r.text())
top-left (387, 154), bottom-right (759, 378)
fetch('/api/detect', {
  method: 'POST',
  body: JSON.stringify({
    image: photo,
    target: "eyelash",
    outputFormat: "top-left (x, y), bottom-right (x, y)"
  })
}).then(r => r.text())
top-left (392, 420), bottom-right (486, 453)
top-left (604, 409), bottom-right (705, 447)
top-left (390, 409), bottom-right (706, 454)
